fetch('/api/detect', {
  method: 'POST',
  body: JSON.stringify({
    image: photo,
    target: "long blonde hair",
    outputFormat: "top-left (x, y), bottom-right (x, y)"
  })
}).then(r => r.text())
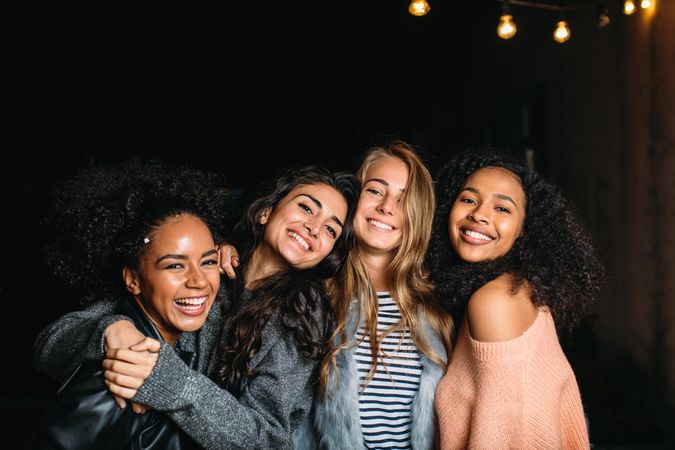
top-left (320, 140), bottom-right (454, 394)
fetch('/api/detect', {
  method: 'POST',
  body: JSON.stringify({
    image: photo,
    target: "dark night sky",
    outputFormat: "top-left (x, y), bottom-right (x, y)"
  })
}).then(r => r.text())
top-left (7, 1), bottom-right (520, 186)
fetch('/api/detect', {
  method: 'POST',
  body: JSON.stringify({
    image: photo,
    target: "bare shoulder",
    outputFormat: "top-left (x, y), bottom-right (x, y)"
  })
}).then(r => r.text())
top-left (466, 274), bottom-right (538, 343)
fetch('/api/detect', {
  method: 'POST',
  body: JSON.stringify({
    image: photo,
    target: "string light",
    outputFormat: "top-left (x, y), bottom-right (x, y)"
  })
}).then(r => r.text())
top-left (404, 2), bottom-right (657, 42)
top-left (597, 4), bottom-right (611, 28)
top-left (408, 0), bottom-right (431, 17)
top-left (487, 1), bottom-right (655, 44)
top-left (497, 1), bottom-right (517, 40)
top-left (553, 18), bottom-right (571, 43)
top-left (624, 0), bottom-right (636, 15)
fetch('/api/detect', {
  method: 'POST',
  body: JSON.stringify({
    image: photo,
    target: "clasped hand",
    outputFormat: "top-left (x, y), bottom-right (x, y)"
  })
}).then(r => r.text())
top-left (103, 321), bottom-right (160, 414)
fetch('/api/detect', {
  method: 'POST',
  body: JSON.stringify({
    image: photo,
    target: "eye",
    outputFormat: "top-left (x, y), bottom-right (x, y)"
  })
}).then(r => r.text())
top-left (202, 258), bottom-right (219, 267)
top-left (460, 197), bottom-right (477, 205)
top-left (495, 206), bottom-right (512, 214)
top-left (325, 225), bottom-right (337, 239)
top-left (299, 202), bottom-right (313, 214)
top-left (165, 263), bottom-right (184, 270)
top-left (366, 188), bottom-right (382, 196)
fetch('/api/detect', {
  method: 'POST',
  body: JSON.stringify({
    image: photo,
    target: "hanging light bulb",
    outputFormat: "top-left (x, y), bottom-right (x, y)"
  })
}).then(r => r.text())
top-left (553, 19), bottom-right (571, 43)
top-left (497, 14), bottom-right (517, 39)
top-left (408, 0), bottom-right (431, 17)
top-left (624, 0), bottom-right (636, 15)
top-left (497, 2), bottom-right (517, 40)
top-left (640, 0), bottom-right (653, 9)
top-left (597, 4), bottom-right (610, 28)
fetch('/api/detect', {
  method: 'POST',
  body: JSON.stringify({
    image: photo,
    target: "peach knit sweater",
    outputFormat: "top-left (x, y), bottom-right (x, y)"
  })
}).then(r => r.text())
top-left (435, 309), bottom-right (590, 449)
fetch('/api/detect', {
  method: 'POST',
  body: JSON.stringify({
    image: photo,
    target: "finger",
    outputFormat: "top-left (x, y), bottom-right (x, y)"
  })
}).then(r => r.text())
top-left (103, 369), bottom-right (145, 390)
top-left (104, 379), bottom-right (138, 400)
top-left (105, 348), bottom-right (159, 366)
top-left (218, 245), bottom-right (238, 279)
top-left (113, 393), bottom-right (127, 409)
top-left (129, 337), bottom-right (161, 353)
top-left (104, 321), bottom-right (146, 351)
top-left (131, 402), bottom-right (149, 415)
top-left (103, 358), bottom-right (155, 379)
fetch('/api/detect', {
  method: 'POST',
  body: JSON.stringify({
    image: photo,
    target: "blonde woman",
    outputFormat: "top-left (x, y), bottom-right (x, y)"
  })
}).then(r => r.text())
top-left (295, 140), bottom-right (454, 449)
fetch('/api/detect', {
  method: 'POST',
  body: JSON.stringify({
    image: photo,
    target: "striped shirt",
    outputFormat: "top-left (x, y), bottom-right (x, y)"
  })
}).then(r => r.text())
top-left (354, 292), bottom-right (422, 449)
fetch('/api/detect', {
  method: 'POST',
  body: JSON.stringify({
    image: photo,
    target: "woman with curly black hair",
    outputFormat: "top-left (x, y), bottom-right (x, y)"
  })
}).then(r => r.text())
top-left (34, 163), bottom-right (360, 449)
top-left (32, 158), bottom-right (234, 449)
top-left (427, 149), bottom-right (605, 449)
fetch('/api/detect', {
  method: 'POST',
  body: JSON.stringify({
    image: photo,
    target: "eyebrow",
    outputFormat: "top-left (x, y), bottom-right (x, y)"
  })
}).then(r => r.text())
top-left (298, 193), bottom-right (344, 229)
top-left (366, 177), bottom-right (405, 193)
top-left (463, 187), bottom-right (519, 208)
top-left (156, 248), bottom-right (218, 264)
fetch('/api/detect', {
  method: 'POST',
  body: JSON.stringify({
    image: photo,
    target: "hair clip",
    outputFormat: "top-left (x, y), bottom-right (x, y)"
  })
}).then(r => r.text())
top-left (143, 237), bottom-right (150, 244)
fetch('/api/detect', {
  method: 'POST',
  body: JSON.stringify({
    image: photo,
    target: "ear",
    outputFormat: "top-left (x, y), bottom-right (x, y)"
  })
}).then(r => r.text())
top-left (122, 267), bottom-right (142, 296)
top-left (259, 207), bottom-right (272, 225)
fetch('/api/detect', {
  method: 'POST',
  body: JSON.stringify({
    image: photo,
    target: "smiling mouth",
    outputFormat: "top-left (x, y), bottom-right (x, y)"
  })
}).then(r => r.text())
top-left (368, 219), bottom-right (394, 230)
top-left (174, 296), bottom-right (208, 312)
top-left (461, 228), bottom-right (494, 241)
top-left (288, 231), bottom-right (310, 250)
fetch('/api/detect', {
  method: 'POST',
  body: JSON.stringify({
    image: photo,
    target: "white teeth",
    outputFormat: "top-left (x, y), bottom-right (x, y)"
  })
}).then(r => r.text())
top-left (174, 297), bottom-right (207, 310)
top-left (368, 219), bottom-right (393, 230)
top-left (288, 231), bottom-right (310, 250)
top-left (464, 229), bottom-right (493, 241)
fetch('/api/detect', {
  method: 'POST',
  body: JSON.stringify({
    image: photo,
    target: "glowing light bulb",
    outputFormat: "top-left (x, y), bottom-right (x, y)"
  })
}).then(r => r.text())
top-left (553, 20), bottom-right (571, 43)
top-left (597, 4), bottom-right (610, 28)
top-left (624, 0), bottom-right (636, 15)
top-left (408, 0), bottom-right (431, 17)
top-left (640, 0), bottom-right (652, 8)
top-left (497, 14), bottom-right (517, 39)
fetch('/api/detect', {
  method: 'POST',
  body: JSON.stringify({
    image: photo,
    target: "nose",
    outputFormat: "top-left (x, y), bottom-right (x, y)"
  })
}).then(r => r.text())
top-left (467, 203), bottom-right (489, 224)
top-left (376, 194), bottom-right (395, 216)
top-left (186, 263), bottom-right (208, 288)
top-left (304, 218), bottom-right (320, 238)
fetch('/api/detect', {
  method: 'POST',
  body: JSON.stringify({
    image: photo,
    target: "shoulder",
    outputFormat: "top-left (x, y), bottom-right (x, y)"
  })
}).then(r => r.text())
top-left (466, 274), bottom-right (538, 343)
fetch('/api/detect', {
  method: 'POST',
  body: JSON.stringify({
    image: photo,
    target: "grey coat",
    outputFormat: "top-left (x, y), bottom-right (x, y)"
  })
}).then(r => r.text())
top-left (293, 299), bottom-right (448, 450)
top-left (34, 289), bottom-right (324, 450)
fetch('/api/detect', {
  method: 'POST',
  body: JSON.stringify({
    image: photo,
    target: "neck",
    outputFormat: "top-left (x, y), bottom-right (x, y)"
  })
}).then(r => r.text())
top-left (244, 245), bottom-right (283, 288)
top-left (134, 297), bottom-right (179, 346)
top-left (359, 248), bottom-right (394, 292)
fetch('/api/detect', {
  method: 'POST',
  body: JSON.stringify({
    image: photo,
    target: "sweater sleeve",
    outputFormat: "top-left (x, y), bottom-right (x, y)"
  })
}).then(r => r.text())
top-left (133, 323), bottom-right (319, 450)
top-left (560, 375), bottom-right (591, 448)
top-left (466, 339), bottom-right (529, 449)
top-left (33, 300), bottom-right (132, 381)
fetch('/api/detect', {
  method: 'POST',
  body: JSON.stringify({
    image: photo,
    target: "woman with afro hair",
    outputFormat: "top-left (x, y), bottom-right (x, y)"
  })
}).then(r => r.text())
top-left (427, 149), bottom-right (605, 449)
top-left (32, 158), bottom-right (235, 449)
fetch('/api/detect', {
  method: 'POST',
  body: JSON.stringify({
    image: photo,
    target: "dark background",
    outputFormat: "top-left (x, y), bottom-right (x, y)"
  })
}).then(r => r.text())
top-left (3, 1), bottom-right (675, 449)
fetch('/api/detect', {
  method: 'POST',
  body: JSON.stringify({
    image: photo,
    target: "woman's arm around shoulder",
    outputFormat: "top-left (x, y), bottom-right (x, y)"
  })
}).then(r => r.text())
top-left (33, 300), bottom-right (140, 380)
top-left (466, 274), bottom-right (538, 343)
top-left (131, 319), bottom-right (321, 450)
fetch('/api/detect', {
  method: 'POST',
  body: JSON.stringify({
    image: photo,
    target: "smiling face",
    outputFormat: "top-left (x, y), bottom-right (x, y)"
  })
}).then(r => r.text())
top-left (258, 182), bottom-right (348, 272)
top-left (448, 166), bottom-right (526, 263)
top-left (353, 156), bottom-right (409, 258)
top-left (124, 213), bottom-right (220, 345)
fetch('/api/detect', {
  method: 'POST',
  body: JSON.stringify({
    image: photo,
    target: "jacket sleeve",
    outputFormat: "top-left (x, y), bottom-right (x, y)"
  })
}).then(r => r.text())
top-left (133, 319), bottom-right (319, 450)
top-left (33, 300), bottom-right (132, 381)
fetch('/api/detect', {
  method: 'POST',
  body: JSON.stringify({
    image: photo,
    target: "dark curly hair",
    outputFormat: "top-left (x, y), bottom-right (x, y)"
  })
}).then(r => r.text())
top-left (42, 158), bottom-right (239, 304)
top-left (426, 148), bottom-right (605, 333)
top-left (215, 165), bottom-right (360, 395)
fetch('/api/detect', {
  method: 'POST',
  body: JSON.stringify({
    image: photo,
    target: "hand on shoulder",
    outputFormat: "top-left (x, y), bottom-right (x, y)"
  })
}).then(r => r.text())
top-left (466, 274), bottom-right (538, 343)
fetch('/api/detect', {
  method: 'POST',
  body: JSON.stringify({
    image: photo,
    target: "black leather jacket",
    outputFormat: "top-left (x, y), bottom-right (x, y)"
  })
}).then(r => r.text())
top-left (31, 298), bottom-right (201, 450)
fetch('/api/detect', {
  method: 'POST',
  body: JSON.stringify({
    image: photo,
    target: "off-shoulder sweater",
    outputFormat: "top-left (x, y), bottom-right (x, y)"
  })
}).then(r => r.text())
top-left (434, 309), bottom-right (590, 450)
